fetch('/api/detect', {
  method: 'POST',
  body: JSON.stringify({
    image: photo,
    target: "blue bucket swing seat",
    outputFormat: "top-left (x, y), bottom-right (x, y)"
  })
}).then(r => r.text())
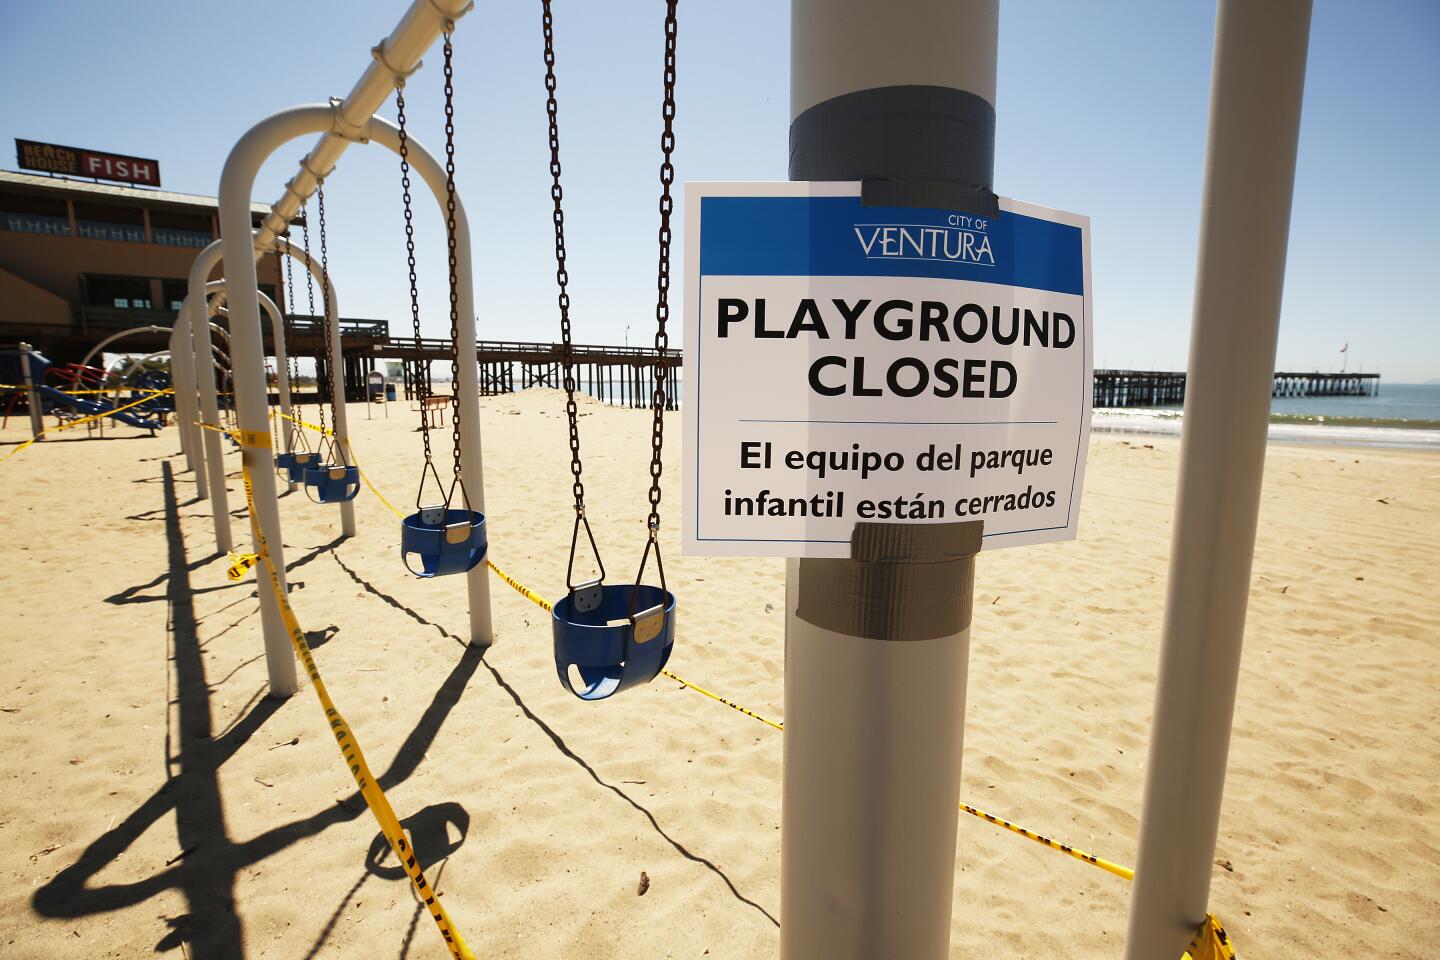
top-left (551, 513), bottom-right (676, 701)
top-left (553, 580), bottom-right (676, 701)
top-left (303, 461), bottom-right (360, 503)
top-left (301, 438), bottom-right (359, 503)
top-left (278, 449), bottom-right (317, 483)
top-left (536, 0), bottom-right (680, 702)
top-left (401, 507), bottom-right (487, 577)
top-left (397, 443), bottom-right (487, 579)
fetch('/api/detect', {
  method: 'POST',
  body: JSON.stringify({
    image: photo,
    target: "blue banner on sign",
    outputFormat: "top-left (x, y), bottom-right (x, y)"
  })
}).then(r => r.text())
top-left (699, 195), bottom-right (1083, 296)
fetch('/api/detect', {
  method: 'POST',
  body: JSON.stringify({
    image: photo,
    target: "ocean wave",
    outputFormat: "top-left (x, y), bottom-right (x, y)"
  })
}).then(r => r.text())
top-left (1093, 409), bottom-right (1440, 449)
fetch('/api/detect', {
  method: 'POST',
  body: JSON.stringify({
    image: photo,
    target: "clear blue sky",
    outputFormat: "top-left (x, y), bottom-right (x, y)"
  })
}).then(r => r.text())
top-left (2, 0), bottom-right (1436, 381)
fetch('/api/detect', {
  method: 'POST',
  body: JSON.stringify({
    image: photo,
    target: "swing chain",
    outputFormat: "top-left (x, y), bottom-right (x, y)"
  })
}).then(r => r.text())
top-left (395, 78), bottom-right (440, 509)
top-left (316, 180), bottom-right (344, 465)
top-left (268, 246), bottom-right (284, 450)
top-left (281, 237), bottom-right (310, 454)
top-left (633, 0), bottom-right (679, 603)
top-left (439, 23), bottom-right (470, 515)
top-left (300, 200), bottom-right (326, 444)
top-left (541, 0), bottom-right (606, 591)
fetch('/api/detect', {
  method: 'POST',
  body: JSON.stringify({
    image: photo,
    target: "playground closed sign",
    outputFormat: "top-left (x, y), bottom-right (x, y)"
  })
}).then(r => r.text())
top-left (681, 182), bottom-right (1092, 558)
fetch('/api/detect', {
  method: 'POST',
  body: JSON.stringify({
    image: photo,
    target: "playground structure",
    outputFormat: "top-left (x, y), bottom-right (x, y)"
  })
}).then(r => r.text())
top-left (1, 341), bottom-right (185, 437)
top-left (0, 0), bottom-right (1320, 958)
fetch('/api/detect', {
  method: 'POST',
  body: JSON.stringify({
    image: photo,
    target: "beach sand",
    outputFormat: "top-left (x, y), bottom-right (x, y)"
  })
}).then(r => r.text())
top-left (1, 388), bottom-right (1436, 959)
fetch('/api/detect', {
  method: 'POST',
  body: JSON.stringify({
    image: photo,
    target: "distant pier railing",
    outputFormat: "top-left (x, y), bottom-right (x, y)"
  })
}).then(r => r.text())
top-left (368, 337), bottom-right (682, 410)
top-left (1093, 369), bottom-right (1380, 408)
top-left (314, 331), bottom-right (1385, 412)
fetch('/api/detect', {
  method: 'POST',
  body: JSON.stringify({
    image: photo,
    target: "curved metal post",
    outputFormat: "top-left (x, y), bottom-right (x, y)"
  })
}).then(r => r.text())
top-left (365, 114), bottom-right (492, 646)
top-left (170, 310), bottom-right (200, 477)
top-left (186, 240), bottom-right (233, 553)
top-left (1123, 2), bottom-right (1312, 956)
top-left (270, 244), bottom-right (355, 535)
top-left (217, 289), bottom-right (297, 490)
top-left (218, 4), bottom-right (478, 699)
top-left (78, 324), bottom-right (173, 373)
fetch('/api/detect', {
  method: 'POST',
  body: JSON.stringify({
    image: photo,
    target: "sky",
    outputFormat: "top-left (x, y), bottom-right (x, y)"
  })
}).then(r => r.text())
top-left (1, 0), bottom-right (1437, 381)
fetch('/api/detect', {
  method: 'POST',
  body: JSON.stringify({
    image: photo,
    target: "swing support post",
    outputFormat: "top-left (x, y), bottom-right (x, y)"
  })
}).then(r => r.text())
top-left (290, 234), bottom-right (358, 537)
top-left (781, 2), bottom-right (995, 958)
top-left (214, 0), bottom-right (484, 697)
top-left (186, 239), bottom-right (233, 553)
top-left (364, 116), bottom-right (493, 645)
top-left (205, 279), bottom-right (297, 490)
top-left (169, 320), bottom-right (198, 472)
top-left (1123, 2), bottom-right (1311, 957)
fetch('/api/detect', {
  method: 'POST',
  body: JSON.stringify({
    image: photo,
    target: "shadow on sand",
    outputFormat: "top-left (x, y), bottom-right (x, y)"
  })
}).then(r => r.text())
top-left (33, 461), bottom-right (482, 957)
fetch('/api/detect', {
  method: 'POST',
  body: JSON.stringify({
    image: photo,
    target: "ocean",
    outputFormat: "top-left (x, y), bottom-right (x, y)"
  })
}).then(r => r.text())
top-left (1093, 381), bottom-right (1440, 449)
top-left (580, 376), bottom-right (1440, 449)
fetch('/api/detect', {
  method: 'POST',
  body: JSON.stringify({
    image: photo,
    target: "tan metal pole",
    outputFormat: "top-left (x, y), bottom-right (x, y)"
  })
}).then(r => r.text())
top-left (782, 2), bottom-right (996, 957)
top-left (1123, 2), bottom-right (1312, 957)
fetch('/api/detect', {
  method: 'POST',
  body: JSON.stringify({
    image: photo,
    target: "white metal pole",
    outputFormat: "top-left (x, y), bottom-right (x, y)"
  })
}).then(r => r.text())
top-left (18, 342), bottom-right (44, 440)
top-left (782, 2), bottom-right (996, 958)
top-left (304, 242), bottom-right (358, 537)
top-left (169, 321), bottom-right (198, 470)
top-left (186, 240), bottom-right (232, 553)
top-left (365, 115), bottom-right (492, 646)
top-left (215, 284), bottom-right (297, 491)
top-left (1122, 2), bottom-right (1312, 958)
top-left (258, 291), bottom-right (297, 480)
top-left (218, 289), bottom-right (296, 450)
top-left (216, 0), bottom-right (475, 697)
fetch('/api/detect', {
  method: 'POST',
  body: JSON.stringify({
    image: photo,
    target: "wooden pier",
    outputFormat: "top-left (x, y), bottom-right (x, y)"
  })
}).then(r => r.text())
top-left (369, 336), bottom-right (682, 410)
top-left (1093, 369), bottom-right (1380, 408)
top-left (263, 316), bottom-right (1383, 414)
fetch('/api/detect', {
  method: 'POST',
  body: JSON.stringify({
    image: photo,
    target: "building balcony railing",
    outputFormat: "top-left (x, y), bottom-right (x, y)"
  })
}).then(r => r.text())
top-left (73, 304), bottom-right (177, 332)
top-left (2, 212), bottom-right (214, 248)
top-left (56, 304), bottom-right (390, 345)
top-left (76, 219), bottom-right (147, 243)
top-left (3, 211), bottom-right (71, 236)
top-left (152, 226), bottom-right (214, 248)
top-left (285, 314), bottom-right (390, 339)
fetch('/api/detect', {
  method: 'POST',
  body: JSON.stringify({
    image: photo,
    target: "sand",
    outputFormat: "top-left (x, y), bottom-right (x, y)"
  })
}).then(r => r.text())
top-left (0, 388), bottom-right (1436, 959)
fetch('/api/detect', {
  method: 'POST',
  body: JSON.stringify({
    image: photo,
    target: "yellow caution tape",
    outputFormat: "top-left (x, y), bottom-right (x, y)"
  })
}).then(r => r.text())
top-left (235, 461), bottom-right (474, 960)
top-left (959, 802), bottom-right (1134, 881)
top-left (486, 558), bottom-right (554, 612)
top-left (254, 417), bottom-right (1241, 959)
top-left (275, 414), bottom-right (401, 518)
top-left (477, 552), bottom-right (1240, 955)
top-left (0, 384), bottom-right (154, 395)
top-left (226, 552), bottom-right (259, 582)
top-left (342, 439), bottom-right (405, 518)
top-left (2, 388), bottom-right (172, 462)
top-left (236, 429), bottom-right (270, 450)
top-left (1183, 914), bottom-right (1236, 960)
top-left (280, 411), bottom-right (333, 436)
top-left (658, 669), bottom-right (786, 732)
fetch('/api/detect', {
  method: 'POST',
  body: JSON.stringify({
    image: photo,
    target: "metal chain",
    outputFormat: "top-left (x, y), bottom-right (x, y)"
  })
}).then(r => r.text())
top-left (268, 246), bottom-right (284, 449)
top-left (542, 0), bottom-right (585, 515)
top-left (541, 0), bottom-right (605, 589)
top-left (395, 80), bottom-right (435, 476)
top-left (281, 236), bottom-right (309, 454)
top-left (317, 180), bottom-right (342, 463)
top-left (441, 26), bottom-right (466, 503)
top-left (282, 240), bottom-right (301, 389)
top-left (634, 0), bottom-right (679, 597)
top-left (300, 201), bottom-right (326, 441)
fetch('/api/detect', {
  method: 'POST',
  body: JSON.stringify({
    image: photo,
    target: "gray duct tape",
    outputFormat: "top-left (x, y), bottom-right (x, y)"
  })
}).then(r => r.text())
top-left (795, 520), bottom-right (983, 641)
top-left (789, 84), bottom-right (999, 217)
